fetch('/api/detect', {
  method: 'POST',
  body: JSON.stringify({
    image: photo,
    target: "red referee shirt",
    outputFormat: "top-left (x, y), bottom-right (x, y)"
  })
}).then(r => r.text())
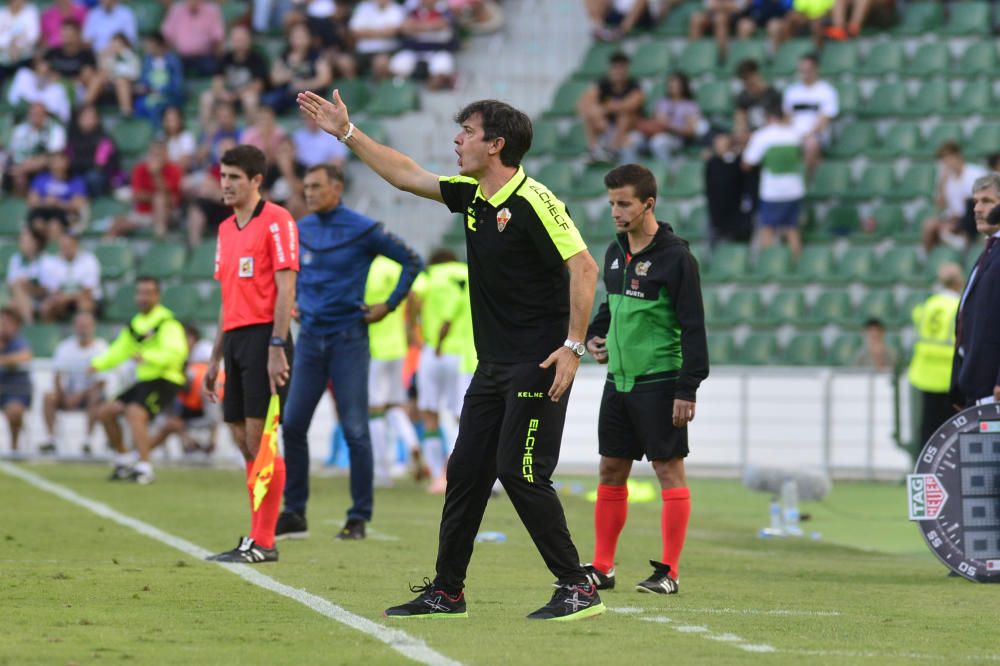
top-left (214, 198), bottom-right (299, 332)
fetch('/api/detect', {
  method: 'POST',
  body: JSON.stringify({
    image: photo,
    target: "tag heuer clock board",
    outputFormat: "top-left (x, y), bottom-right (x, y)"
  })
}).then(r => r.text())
top-left (908, 404), bottom-right (1000, 582)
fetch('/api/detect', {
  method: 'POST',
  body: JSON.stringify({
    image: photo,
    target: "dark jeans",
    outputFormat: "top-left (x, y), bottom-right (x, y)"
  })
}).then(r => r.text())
top-left (434, 362), bottom-right (586, 593)
top-left (282, 322), bottom-right (373, 522)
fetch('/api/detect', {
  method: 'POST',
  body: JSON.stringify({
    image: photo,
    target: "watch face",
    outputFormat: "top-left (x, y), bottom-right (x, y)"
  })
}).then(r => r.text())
top-left (908, 403), bottom-right (1000, 582)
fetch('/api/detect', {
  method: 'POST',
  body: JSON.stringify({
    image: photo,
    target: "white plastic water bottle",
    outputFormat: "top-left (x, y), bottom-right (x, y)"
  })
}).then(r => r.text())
top-left (781, 479), bottom-right (803, 536)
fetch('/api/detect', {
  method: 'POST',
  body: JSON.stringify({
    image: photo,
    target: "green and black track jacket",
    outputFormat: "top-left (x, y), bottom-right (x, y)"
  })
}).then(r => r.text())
top-left (586, 222), bottom-right (709, 399)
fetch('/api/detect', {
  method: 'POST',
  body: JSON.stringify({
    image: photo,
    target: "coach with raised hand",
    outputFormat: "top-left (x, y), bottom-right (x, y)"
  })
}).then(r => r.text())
top-left (298, 89), bottom-right (604, 621)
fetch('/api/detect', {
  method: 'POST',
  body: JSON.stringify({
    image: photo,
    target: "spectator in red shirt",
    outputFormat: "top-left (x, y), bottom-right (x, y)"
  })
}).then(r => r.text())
top-left (162, 0), bottom-right (225, 77)
top-left (108, 140), bottom-right (182, 238)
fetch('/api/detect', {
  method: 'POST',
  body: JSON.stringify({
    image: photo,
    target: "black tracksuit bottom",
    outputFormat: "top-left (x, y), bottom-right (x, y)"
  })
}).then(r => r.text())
top-left (433, 361), bottom-right (587, 593)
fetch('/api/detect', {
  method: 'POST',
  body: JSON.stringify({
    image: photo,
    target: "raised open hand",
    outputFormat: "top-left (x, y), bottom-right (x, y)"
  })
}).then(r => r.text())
top-left (297, 89), bottom-right (351, 139)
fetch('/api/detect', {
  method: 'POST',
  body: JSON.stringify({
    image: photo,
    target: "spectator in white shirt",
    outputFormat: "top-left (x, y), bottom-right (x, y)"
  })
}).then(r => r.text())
top-left (389, 0), bottom-right (457, 90)
top-left (0, 0), bottom-right (40, 81)
top-left (6, 227), bottom-right (47, 325)
top-left (350, 0), bottom-right (406, 80)
top-left (38, 231), bottom-right (102, 322)
top-left (922, 141), bottom-right (989, 254)
top-left (7, 54), bottom-right (72, 122)
top-left (292, 115), bottom-right (349, 168)
top-left (40, 311), bottom-right (108, 456)
top-left (162, 106), bottom-right (198, 173)
top-left (82, 0), bottom-right (136, 54)
top-left (7, 102), bottom-right (67, 195)
top-left (781, 52), bottom-right (838, 176)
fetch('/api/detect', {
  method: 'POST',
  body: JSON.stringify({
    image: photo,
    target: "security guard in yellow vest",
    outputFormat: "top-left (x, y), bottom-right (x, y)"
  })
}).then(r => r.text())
top-left (908, 262), bottom-right (964, 450)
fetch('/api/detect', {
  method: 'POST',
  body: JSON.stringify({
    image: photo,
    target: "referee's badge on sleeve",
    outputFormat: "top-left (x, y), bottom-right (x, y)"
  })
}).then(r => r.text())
top-left (239, 257), bottom-right (254, 278)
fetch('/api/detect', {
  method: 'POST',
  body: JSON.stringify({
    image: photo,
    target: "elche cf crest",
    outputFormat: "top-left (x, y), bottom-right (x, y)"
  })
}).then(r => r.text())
top-left (496, 207), bottom-right (511, 232)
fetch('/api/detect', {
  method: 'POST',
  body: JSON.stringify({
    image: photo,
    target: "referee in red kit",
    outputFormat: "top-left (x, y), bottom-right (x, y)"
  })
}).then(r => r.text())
top-left (204, 145), bottom-right (299, 563)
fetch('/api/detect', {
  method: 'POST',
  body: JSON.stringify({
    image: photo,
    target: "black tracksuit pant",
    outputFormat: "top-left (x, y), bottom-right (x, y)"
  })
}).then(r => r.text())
top-left (433, 361), bottom-right (587, 593)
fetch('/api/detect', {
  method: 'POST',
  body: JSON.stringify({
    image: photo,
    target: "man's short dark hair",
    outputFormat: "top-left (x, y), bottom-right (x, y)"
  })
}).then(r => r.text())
top-left (0, 307), bottom-right (22, 326)
top-left (454, 100), bottom-right (532, 168)
top-left (986, 152), bottom-right (1000, 172)
top-left (147, 31), bottom-right (167, 48)
top-left (429, 248), bottom-right (458, 265)
top-left (306, 163), bottom-right (345, 183)
top-left (61, 17), bottom-right (81, 29)
top-left (736, 58), bottom-right (759, 78)
top-left (801, 52), bottom-right (820, 67)
top-left (221, 144), bottom-right (267, 180)
top-left (183, 322), bottom-right (201, 339)
top-left (604, 163), bottom-right (657, 203)
top-left (136, 275), bottom-right (160, 291)
top-left (936, 141), bottom-right (962, 159)
top-left (863, 318), bottom-right (885, 330)
top-left (609, 51), bottom-right (630, 65)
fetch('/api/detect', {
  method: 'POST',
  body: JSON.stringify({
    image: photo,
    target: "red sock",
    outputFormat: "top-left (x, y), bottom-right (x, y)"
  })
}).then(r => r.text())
top-left (250, 456), bottom-right (285, 549)
top-left (245, 461), bottom-right (258, 535)
top-left (592, 483), bottom-right (629, 574)
top-left (661, 487), bottom-right (691, 579)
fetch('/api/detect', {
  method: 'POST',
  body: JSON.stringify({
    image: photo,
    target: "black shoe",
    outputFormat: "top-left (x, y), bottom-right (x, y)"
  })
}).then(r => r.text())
top-left (109, 464), bottom-right (132, 481)
top-left (207, 537), bottom-right (278, 563)
top-left (526, 583), bottom-right (606, 621)
top-left (128, 468), bottom-right (155, 485)
top-left (582, 563), bottom-right (616, 590)
top-left (38, 442), bottom-right (57, 455)
top-left (275, 511), bottom-right (309, 540)
top-left (636, 560), bottom-right (679, 594)
top-left (335, 518), bottom-right (365, 540)
top-left (384, 578), bottom-right (468, 618)
top-left (81, 442), bottom-right (92, 456)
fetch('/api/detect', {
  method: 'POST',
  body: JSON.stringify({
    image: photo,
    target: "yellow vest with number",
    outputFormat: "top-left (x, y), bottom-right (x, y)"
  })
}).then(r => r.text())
top-left (908, 292), bottom-right (959, 393)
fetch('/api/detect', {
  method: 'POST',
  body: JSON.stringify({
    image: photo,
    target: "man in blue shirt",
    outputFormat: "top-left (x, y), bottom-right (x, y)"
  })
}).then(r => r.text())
top-left (0, 307), bottom-right (33, 457)
top-left (277, 163), bottom-right (423, 541)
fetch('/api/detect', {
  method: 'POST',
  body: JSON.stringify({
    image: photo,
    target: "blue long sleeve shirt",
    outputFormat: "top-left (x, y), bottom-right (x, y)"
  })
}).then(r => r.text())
top-left (297, 204), bottom-right (423, 335)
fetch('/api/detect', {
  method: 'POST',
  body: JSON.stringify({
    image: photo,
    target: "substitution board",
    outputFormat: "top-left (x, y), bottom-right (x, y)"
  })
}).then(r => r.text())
top-left (908, 403), bottom-right (1000, 582)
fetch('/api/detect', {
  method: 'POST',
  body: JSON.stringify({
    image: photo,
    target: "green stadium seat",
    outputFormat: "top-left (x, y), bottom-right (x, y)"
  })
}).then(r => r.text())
top-left (707, 331), bottom-right (736, 365)
top-left (576, 42), bottom-right (621, 79)
top-left (88, 196), bottom-right (129, 223)
top-left (529, 119), bottom-right (561, 156)
top-left (536, 161), bottom-right (575, 197)
top-left (571, 165), bottom-right (612, 199)
top-left (760, 289), bottom-right (805, 327)
top-left (665, 162), bottom-right (702, 199)
top-left (221, 1), bottom-right (248, 25)
top-left (808, 161), bottom-right (851, 200)
top-left (821, 42), bottom-right (858, 77)
top-left (738, 332), bottom-right (778, 365)
top-left (137, 245), bottom-right (187, 280)
top-left (904, 79), bottom-right (950, 118)
top-left (654, 2), bottom-right (700, 36)
top-left (948, 79), bottom-right (993, 116)
top-left (22, 323), bottom-right (62, 358)
top-left (964, 124), bottom-right (1000, 158)
top-left (869, 122), bottom-right (919, 159)
top-left (769, 40), bottom-right (813, 77)
top-left (546, 80), bottom-right (590, 117)
top-left (96, 322), bottom-right (122, 343)
top-left (858, 290), bottom-right (896, 323)
top-left (870, 204), bottom-right (907, 239)
top-left (829, 332), bottom-right (863, 366)
top-left (717, 290), bottom-right (761, 327)
top-left (551, 123), bottom-right (589, 157)
top-left (783, 333), bottom-right (825, 366)
top-left (630, 42), bottom-right (672, 78)
top-left (105, 285), bottom-right (136, 322)
top-left (94, 244), bottom-right (133, 280)
top-left (702, 289), bottom-right (723, 326)
top-left (846, 164), bottom-right (894, 201)
top-left (786, 244), bottom-right (835, 284)
top-left (724, 40), bottom-right (767, 71)
top-left (0, 243), bottom-right (16, 271)
top-left (892, 2), bottom-right (944, 36)
top-left (926, 246), bottom-right (963, 281)
top-left (366, 80), bottom-right (419, 116)
top-left (954, 43), bottom-right (997, 77)
top-left (133, 0), bottom-right (165, 35)
top-left (162, 284), bottom-right (200, 321)
top-left (862, 82), bottom-right (907, 118)
top-left (828, 121), bottom-right (877, 159)
top-left (939, 2), bottom-right (991, 36)
top-left (915, 122), bottom-right (964, 159)
top-left (889, 164), bottom-right (937, 201)
top-left (202, 286), bottom-right (221, 320)
top-left (109, 118), bottom-right (155, 158)
top-left (835, 244), bottom-right (875, 282)
top-left (0, 197), bottom-right (28, 235)
top-left (674, 203), bottom-right (707, 242)
top-left (703, 243), bottom-right (749, 283)
top-left (331, 79), bottom-right (371, 114)
top-left (833, 81), bottom-right (860, 116)
top-left (869, 246), bottom-right (921, 286)
top-left (805, 290), bottom-right (852, 327)
top-left (751, 245), bottom-right (791, 281)
top-left (858, 42), bottom-right (904, 77)
top-left (696, 80), bottom-right (732, 118)
top-left (182, 242), bottom-right (216, 281)
top-left (677, 41), bottom-right (718, 77)
top-left (902, 43), bottom-right (949, 78)
top-left (896, 291), bottom-right (929, 328)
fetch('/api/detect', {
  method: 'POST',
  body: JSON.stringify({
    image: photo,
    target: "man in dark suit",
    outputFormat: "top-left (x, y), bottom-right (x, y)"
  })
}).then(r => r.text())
top-left (952, 174), bottom-right (1000, 408)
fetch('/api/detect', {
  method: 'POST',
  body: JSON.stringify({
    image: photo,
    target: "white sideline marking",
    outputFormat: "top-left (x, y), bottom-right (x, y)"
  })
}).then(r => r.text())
top-left (788, 650), bottom-right (1000, 662)
top-left (639, 616), bottom-right (672, 624)
top-left (610, 606), bottom-right (645, 615)
top-left (738, 644), bottom-right (777, 653)
top-left (0, 463), bottom-right (463, 666)
top-left (674, 625), bottom-right (710, 633)
top-left (636, 613), bottom-right (775, 655)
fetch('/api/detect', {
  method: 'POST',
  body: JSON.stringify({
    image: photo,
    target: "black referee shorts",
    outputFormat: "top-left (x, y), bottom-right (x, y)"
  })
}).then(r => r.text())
top-left (223, 322), bottom-right (294, 423)
top-left (598, 378), bottom-right (689, 462)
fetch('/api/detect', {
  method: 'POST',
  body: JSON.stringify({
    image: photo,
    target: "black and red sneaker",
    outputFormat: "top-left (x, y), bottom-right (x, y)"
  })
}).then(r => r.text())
top-left (384, 578), bottom-right (468, 618)
top-left (526, 582), bottom-right (606, 621)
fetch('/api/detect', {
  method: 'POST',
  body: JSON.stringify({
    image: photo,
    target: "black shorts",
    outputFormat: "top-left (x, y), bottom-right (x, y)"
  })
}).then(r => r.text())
top-left (598, 379), bottom-right (689, 462)
top-left (118, 379), bottom-right (182, 417)
top-left (222, 322), bottom-right (293, 423)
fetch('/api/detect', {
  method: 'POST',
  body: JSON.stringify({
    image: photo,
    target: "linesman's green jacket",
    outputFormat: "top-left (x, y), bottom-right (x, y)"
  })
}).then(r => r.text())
top-left (587, 222), bottom-right (709, 397)
top-left (91, 304), bottom-right (187, 386)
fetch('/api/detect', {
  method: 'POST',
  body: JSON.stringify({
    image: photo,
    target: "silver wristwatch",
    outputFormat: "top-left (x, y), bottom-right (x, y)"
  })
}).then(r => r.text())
top-left (564, 339), bottom-right (586, 358)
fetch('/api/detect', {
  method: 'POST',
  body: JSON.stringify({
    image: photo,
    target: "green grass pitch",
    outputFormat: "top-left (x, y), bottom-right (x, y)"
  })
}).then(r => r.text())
top-left (3, 463), bottom-right (999, 665)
